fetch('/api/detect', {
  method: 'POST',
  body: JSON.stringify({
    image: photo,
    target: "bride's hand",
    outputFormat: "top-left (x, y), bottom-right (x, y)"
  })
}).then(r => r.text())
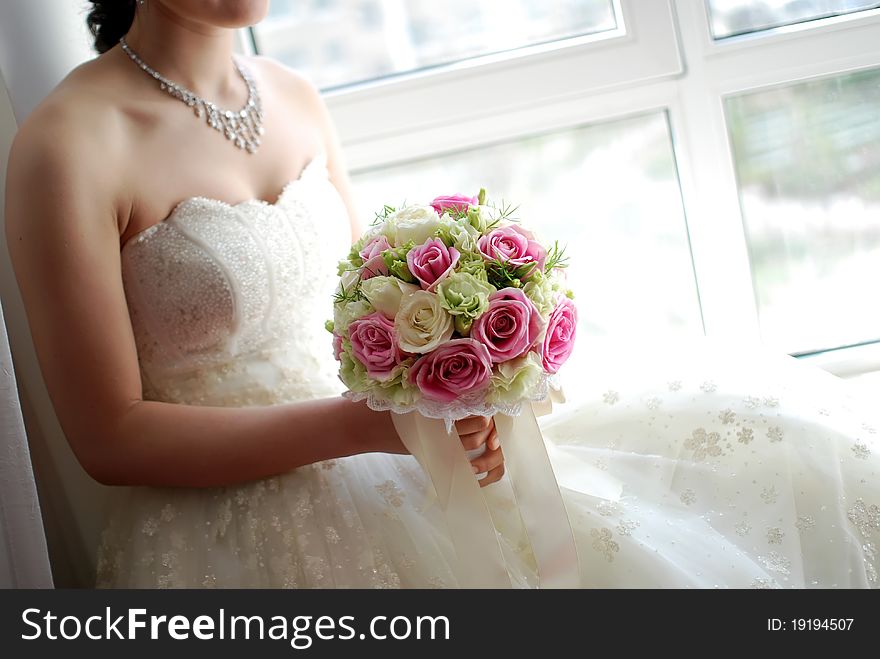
top-left (454, 416), bottom-right (503, 487)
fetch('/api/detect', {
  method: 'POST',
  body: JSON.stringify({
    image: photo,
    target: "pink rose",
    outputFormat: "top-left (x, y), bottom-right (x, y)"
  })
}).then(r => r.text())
top-left (359, 235), bottom-right (392, 261)
top-left (478, 225), bottom-right (547, 275)
top-left (332, 332), bottom-right (344, 361)
top-left (406, 238), bottom-right (460, 291)
top-left (431, 193), bottom-right (478, 215)
top-left (360, 254), bottom-right (389, 280)
top-left (471, 288), bottom-right (543, 363)
top-left (542, 298), bottom-right (577, 374)
top-left (349, 312), bottom-right (403, 380)
top-left (409, 339), bottom-right (493, 402)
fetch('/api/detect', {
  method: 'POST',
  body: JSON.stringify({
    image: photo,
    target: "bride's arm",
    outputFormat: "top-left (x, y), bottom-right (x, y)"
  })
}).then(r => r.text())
top-left (4, 107), bottom-right (412, 489)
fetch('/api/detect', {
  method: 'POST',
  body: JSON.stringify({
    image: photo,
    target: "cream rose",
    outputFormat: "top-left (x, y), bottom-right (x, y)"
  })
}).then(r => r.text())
top-left (394, 290), bottom-right (454, 354)
top-left (360, 276), bottom-right (420, 319)
top-left (384, 205), bottom-right (441, 246)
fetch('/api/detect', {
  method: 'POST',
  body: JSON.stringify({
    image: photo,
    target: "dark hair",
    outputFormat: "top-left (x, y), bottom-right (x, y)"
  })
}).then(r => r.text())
top-left (86, 0), bottom-right (137, 54)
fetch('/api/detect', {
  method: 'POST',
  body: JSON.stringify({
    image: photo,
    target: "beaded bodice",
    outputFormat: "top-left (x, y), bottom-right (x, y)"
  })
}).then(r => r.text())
top-left (121, 153), bottom-right (349, 406)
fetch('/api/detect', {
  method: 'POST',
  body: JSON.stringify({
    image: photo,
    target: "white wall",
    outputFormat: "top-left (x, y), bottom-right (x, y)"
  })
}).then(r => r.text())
top-left (0, 74), bottom-right (53, 589)
top-left (0, 1), bottom-right (94, 119)
top-left (0, 1), bottom-right (112, 587)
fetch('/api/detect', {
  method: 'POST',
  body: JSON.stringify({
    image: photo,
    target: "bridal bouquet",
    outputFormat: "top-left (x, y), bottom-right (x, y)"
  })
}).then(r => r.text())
top-left (327, 189), bottom-right (576, 422)
top-left (328, 189), bottom-right (580, 588)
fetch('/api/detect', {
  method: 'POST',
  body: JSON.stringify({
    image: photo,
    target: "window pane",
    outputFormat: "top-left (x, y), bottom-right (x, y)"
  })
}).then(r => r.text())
top-left (708, 0), bottom-right (880, 39)
top-left (726, 68), bottom-right (880, 353)
top-left (351, 112), bottom-right (703, 354)
top-left (254, 0), bottom-right (618, 89)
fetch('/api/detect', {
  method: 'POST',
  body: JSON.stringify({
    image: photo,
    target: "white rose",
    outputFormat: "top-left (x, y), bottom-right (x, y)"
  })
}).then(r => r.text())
top-left (337, 267), bottom-right (362, 296)
top-left (395, 290), bottom-right (454, 354)
top-left (360, 276), bottom-right (420, 319)
top-left (384, 205), bottom-right (441, 246)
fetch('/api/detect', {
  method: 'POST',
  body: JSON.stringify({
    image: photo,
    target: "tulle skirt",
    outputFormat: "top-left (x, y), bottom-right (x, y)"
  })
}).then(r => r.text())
top-left (96, 341), bottom-right (879, 588)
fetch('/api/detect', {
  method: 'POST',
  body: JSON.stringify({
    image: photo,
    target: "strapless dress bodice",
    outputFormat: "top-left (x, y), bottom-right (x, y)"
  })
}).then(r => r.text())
top-left (120, 153), bottom-right (350, 406)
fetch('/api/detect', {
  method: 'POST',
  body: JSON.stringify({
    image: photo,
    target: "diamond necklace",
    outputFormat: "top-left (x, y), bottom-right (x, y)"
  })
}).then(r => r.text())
top-left (119, 37), bottom-right (264, 153)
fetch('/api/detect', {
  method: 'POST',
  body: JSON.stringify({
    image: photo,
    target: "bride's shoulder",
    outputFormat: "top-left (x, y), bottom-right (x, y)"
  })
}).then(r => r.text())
top-left (13, 58), bottom-right (132, 167)
top-left (244, 55), bottom-right (325, 113)
top-left (7, 57), bottom-right (135, 235)
top-left (10, 58), bottom-right (133, 188)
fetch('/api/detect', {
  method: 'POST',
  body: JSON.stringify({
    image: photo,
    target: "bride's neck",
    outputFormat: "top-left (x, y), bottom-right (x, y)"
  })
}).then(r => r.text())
top-left (123, 4), bottom-right (240, 102)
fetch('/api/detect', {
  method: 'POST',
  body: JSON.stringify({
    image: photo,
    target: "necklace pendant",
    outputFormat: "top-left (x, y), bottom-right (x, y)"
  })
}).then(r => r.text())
top-left (119, 37), bottom-right (263, 155)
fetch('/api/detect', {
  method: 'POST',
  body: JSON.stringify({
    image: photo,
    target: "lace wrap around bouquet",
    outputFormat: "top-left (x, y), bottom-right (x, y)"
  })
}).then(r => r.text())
top-left (328, 190), bottom-right (580, 587)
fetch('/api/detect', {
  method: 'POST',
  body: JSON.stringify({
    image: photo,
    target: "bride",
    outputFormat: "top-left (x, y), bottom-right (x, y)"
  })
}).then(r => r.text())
top-left (5, 0), bottom-right (877, 588)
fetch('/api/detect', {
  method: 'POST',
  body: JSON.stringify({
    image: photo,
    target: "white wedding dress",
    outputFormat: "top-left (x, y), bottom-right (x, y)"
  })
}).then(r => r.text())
top-left (96, 153), bottom-right (879, 589)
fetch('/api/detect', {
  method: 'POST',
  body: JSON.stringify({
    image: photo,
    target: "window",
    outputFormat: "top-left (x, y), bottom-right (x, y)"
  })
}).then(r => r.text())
top-left (246, 0), bottom-right (880, 372)
top-left (353, 112), bottom-right (702, 338)
top-left (726, 67), bottom-right (880, 354)
top-left (707, 0), bottom-right (880, 39)
top-left (253, 0), bottom-right (621, 89)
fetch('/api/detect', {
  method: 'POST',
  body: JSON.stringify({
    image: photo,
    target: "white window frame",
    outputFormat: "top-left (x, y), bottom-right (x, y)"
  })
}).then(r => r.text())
top-left (320, 0), bottom-right (683, 168)
top-left (247, 0), bottom-right (880, 375)
top-left (672, 0), bottom-right (880, 354)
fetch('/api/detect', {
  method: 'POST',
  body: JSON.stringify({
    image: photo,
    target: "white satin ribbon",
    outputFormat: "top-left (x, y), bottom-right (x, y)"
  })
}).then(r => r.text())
top-left (391, 411), bottom-right (512, 588)
top-left (495, 406), bottom-right (580, 588)
top-left (391, 400), bottom-right (580, 589)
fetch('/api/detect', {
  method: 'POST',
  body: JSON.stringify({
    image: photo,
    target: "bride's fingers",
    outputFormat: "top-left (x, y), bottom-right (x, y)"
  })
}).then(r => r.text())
top-left (455, 415), bottom-right (492, 436)
top-left (459, 429), bottom-right (491, 451)
top-left (487, 427), bottom-right (500, 450)
top-left (469, 440), bottom-right (502, 475)
top-left (479, 463), bottom-right (505, 487)
top-left (458, 424), bottom-right (495, 451)
top-left (456, 418), bottom-right (496, 451)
